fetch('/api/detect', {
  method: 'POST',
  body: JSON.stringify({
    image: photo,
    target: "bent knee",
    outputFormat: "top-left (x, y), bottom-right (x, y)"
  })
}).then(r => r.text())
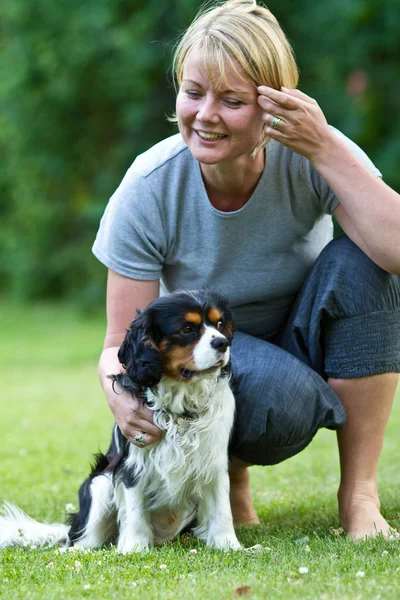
top-left (319, 235), bottom-right (400, 311)
top-left (230, 350), bottom-right (346, 465)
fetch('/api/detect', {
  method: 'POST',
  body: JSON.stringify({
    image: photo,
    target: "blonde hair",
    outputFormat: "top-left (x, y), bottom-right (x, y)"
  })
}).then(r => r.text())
top-left (172, 0), bottom-right (299, 155)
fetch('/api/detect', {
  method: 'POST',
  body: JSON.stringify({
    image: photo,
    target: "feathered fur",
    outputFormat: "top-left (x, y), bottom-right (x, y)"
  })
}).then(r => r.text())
top-left (0, 289), bottom-right (241, 552)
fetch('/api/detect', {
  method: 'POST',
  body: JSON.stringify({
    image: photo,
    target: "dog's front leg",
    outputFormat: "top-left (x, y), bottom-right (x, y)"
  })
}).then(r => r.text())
top-left (115, 483), bottom-right (153, 553)
top-left (195, 471), bottom-right (242, 550)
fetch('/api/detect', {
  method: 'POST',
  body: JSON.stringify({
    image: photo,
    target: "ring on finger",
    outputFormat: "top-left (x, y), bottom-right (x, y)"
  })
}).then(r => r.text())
top-left (270, 115), bottom-right (281, 130)
top-left (133, 432), bottom-right (146, 447)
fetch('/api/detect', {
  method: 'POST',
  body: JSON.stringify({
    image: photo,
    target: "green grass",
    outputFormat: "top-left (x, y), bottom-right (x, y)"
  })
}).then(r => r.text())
top-left (1, 302), bottom-right (399, 599)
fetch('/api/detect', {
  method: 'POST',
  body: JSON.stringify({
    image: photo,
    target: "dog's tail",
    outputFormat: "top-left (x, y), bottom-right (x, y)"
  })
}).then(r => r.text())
top-left (0, 502), bottom-right (69, 549)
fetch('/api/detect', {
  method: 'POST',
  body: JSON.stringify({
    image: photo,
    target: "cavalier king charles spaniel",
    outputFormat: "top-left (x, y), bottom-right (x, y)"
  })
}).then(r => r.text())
top-left (0, 289), bottom-right (241, 552)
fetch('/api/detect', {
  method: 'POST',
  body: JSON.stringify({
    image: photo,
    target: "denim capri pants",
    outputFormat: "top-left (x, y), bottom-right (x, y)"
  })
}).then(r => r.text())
top-left (229, 235), bottom-right (400, 465)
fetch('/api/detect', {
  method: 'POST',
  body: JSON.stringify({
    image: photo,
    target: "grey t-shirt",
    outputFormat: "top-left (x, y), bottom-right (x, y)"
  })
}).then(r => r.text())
top-left (92, 128), bottom-right (381, 338)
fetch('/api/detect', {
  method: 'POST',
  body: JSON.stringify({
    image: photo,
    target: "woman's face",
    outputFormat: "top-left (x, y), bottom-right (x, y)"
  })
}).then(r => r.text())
top-left (176, 49), bottom-right (264, 166)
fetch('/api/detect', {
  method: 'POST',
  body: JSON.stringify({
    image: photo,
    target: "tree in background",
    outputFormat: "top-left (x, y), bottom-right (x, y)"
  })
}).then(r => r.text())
top-left (0, 0), bottom-right (399, 304)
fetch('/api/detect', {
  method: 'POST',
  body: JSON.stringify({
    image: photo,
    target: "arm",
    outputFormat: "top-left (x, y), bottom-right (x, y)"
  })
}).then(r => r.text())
top-left (99, 270), bottom-right (161, 446)
top-left (257, 86), bottom-right (400, 275)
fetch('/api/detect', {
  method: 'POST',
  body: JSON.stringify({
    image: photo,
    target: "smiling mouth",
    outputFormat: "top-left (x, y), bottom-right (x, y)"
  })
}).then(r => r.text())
top-left (179, 360), bottom-right (224, 380)
top-left (196, 130), bottom-right (228, 141)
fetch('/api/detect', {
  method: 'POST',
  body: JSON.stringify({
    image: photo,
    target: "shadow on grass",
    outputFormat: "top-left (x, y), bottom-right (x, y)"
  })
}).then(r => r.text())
top-left (237, 505), bottom-right (339, 547)
top-left (234, 502), bottom-right (400, 548)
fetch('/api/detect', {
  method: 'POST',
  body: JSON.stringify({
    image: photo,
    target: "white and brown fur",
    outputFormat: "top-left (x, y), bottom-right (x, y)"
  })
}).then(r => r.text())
top-left (0, 290), bottom-right (241, 552)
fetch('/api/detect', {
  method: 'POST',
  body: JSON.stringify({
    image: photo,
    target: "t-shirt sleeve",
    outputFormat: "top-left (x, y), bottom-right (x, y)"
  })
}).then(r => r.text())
top-left (92, 165), bottom-right (167, 280)
top-left (302, 126), bottom-right (382, 215)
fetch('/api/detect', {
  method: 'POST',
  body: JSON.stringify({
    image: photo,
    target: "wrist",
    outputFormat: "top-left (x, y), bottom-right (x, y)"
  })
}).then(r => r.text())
top-left (98, 347), bottom-right (122, 382)
top-left (307, 129), bottom-right (339, 169)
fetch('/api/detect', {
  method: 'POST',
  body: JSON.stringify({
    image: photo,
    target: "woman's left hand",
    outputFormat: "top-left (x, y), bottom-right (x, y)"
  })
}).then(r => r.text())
top-left (257, 86), bottom-right (334, 163)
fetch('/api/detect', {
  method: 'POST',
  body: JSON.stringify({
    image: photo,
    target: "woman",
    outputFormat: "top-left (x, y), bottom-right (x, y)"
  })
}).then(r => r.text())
top-left (92, 0), bottom-right (400, 540)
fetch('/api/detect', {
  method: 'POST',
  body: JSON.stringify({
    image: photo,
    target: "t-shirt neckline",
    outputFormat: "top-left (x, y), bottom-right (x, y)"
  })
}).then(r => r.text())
top-left (194, 146), bottom-right (270, 217)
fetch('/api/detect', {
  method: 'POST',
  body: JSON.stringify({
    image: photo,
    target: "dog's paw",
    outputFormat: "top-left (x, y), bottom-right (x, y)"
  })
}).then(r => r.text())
top-left (117, 537), bottom-right (150, 554)
top-left (208, 535), bottom-right (242, 551)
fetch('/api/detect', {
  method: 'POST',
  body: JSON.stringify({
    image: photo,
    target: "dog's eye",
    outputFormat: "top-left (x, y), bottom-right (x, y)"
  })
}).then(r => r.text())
top-left (217, 321), bottom-right (224, 332)
top-left (182, 324), bottom-right (195, 334)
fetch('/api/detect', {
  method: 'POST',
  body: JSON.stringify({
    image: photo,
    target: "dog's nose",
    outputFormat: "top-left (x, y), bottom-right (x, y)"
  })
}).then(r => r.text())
top-left (211, 337), bottom-right (229, 353)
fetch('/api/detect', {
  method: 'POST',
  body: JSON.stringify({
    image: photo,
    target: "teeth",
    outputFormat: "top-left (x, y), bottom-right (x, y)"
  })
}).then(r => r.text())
top-left (197, 131), bottom-right (226, 140)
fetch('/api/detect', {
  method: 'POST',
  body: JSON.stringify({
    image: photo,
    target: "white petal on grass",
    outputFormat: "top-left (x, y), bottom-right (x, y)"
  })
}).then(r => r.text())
top-left (299, 567), bottom-right (309, 574)
top-left (75, 560), bottom-right (83, 573)
top-left (356, 571), bottom-right (365, 578)
top-left (65, 503), bottom-right (77, 513)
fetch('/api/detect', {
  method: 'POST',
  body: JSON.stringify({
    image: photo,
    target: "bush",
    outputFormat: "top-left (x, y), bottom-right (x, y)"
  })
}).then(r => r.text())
top-left (1, 0), bottom-right (398, 304)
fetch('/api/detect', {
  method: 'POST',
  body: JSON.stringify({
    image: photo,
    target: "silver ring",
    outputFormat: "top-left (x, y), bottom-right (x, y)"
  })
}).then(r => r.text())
top-left (270, 116), bottom-right (281, 130)
top-left (133, 432), bottom-right (146, 446)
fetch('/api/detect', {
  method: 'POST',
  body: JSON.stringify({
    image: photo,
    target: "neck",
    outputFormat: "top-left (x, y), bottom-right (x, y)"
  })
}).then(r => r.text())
top-left (200, 151), bottom-right (265, 211)
top-left (148, 375), bottom-right (224, 417)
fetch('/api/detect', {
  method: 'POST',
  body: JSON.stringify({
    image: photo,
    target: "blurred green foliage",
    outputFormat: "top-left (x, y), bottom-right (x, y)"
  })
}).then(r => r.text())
top-left (0, 0), bottom-right (399, 305)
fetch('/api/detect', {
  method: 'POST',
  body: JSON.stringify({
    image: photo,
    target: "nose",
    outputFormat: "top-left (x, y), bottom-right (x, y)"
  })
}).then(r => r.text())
top-left (197, 96), bottom-right (220, 123)
top-left (211, 337), bottom-right (229, 353)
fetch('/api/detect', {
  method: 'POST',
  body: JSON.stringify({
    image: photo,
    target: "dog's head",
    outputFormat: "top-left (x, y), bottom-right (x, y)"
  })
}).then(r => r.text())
top-left (118, 289), bottom-right (234, 387)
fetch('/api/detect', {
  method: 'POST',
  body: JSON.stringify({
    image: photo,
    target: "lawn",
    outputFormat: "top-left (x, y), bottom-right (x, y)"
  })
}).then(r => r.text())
top-left (0, 302), bottom-right (399, 599)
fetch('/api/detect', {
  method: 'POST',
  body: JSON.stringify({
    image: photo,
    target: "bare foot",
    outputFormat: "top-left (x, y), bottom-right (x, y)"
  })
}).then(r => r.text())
top-left (338, 481), bottom-right (395, 541)
top-left (229, 466), bottom-right (260, 526)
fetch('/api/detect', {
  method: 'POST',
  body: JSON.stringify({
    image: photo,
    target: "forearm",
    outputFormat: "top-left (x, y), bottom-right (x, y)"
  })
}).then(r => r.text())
top-left (98, 346), bottom-right (123, 400)
top-left (312, 134), bottom-right (400, 273)
top-left (257, 86), bottom-right (400, 273)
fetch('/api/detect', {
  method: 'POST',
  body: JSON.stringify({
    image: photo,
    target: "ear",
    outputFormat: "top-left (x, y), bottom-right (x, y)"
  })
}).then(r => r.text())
top-left (118, 309), bottom-right (163, 388)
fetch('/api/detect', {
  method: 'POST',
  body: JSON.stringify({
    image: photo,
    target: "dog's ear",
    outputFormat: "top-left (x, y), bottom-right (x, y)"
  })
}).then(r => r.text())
top-left (118, 309), bottom-right (163, 388)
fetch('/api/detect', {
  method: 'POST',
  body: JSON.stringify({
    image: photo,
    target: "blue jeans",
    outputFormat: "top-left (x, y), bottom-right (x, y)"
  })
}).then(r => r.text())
top-left (229, 235), bottom-right (400, 465)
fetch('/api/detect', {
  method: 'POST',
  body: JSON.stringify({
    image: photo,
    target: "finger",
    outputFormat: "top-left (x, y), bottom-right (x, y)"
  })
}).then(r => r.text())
top-left (262, 113), bottom-right (286, 132)
top-left (281, 87), bottom-right (316, 104)
top-left (136, 405), bottom-right (163, 431)
top-left (131, 430), bottom-right (149, 448)
top-left (134, 417), bottom-right (164, 439)
top-left (141, 404), bottom-right (159, 423)
top-left (263, 121), bottom-right (287, 139)
top-left (258, 95), bottom-right (293, 119)
top-left (257, 86), bottom-right (299, 110)
top-left (131, 429), bottom-right (162, 447)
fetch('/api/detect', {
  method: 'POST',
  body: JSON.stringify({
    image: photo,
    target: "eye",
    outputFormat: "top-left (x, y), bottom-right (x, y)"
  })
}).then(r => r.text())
top-left (217, 321), bottom-right (224, 332)
top-left (185, 90), bottom-right (201, 99)
top-left (224, 99), bottom-right (243, 108)
top-left (181, 323), bottom-right (195, 334)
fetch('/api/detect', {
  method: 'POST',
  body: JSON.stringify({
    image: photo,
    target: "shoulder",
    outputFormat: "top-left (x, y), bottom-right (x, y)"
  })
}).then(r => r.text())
top-left (131, 133), bottom-right (192, 179)
top-left (107, 133), bottom-right (192, 207)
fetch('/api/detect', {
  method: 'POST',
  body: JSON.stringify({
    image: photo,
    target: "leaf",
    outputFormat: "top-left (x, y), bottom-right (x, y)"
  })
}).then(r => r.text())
top-left (234, 586), bottom-right (252, 597)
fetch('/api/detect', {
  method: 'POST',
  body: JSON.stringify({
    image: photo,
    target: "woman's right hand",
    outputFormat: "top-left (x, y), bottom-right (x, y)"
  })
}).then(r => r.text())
top-left (105, 378), bottom-right (164, 447)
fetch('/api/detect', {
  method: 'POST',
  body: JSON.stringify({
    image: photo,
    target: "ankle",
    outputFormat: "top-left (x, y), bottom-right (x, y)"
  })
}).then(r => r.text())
top-left (229, 466), bottom-right (250, 486)
top-left (229, 466), bottom-right (260, 526)
top-left (338, 479), bottom-right (380, 513)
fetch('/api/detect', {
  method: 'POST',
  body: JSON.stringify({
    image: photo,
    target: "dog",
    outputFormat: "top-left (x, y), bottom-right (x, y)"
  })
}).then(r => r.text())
top-left (0, 289), bottom-right (241, 552)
